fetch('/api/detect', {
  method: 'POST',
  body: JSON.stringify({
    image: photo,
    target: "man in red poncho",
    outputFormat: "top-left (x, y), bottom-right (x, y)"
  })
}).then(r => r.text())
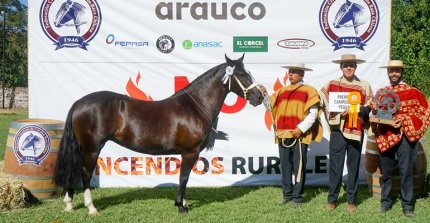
top-left (371, 60), bottom-right (430, 217)
top-left (261, 63), bottom-right (323, 208)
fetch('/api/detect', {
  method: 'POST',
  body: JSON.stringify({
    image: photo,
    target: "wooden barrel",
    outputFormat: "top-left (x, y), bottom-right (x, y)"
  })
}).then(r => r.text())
top-left (4, 119), bottom-right (64, 200)
top-left (365, 135), bottom-right (427, 198)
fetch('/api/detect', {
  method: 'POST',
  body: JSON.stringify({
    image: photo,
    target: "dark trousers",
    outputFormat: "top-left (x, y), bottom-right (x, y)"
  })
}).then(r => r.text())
top-left (279, 139), bottom-right (308, 203)
top-left (327, 129), bottom-right (362, 205)
top-left (380, 135), bottom-right (415, 211)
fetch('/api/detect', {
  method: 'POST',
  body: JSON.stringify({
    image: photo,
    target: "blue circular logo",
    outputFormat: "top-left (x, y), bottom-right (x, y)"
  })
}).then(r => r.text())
top-left (319, 0), bottom-right (379, 50)
top-left (39, 0), bottom-right (102, 50)
top-left (13, 125), bottom-right (51, 166)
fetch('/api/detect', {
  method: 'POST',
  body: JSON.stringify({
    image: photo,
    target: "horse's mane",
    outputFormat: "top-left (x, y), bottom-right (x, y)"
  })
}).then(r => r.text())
top-left (172, 63), bottom-right (226, 97)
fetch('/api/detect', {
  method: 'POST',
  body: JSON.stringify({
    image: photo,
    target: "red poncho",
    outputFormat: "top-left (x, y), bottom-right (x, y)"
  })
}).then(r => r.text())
top-left (374, 84), bottom-right (430, 152)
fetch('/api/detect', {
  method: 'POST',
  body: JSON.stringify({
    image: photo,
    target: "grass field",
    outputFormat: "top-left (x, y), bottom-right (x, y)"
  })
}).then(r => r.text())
top-left (0, 111), bottom-right (429, 222)
top-left (0, 111), bottom-right (28, 160)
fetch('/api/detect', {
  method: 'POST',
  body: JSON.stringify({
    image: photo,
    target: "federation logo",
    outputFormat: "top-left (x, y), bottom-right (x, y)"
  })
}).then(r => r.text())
top-left (40, 0), bottom-right (102, 50)
top-left (13, 125), bottom-right (51, 166)
top-left (156, 35), bottom-right (175, 53)
top-left (319, 0), bottom-right (379, 50)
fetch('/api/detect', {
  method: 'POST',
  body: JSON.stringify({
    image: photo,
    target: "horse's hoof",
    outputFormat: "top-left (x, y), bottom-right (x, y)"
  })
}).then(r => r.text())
top-left (89, 210), bottom-right (100, 216)
top-left (178, 206), bottom-right (189, 213)
top-left (64, 207), bottom-right (74, 213)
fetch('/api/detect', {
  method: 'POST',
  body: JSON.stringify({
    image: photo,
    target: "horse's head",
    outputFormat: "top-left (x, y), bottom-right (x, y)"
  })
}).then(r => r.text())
top-left (21, 133), bottom-right (41, 150)
top-left (223, 54), bottom-right (263, 106)
top-left (54, 0), bottom-right (87, 34)
top-left (333, 0), bottom-right (365, 35)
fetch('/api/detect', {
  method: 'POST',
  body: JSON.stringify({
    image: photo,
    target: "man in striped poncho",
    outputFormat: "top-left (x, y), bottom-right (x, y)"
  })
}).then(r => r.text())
top-left (320, 54), bottom-right (373, 213)
top-left (261, 63), bottom-right (323, 208)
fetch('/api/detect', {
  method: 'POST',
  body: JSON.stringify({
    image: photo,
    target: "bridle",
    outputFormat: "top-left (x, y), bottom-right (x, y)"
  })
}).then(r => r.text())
top-left (222, 65), bottom-right (259, 100)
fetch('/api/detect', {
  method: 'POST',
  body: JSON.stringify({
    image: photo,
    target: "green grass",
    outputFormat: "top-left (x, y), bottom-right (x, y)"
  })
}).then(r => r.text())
top-left (0, 112), bottom-right (28, 160)
top-left (0, 186), bottom-right (429, 223)
top-left (0, 111), bottom-right (429, 222)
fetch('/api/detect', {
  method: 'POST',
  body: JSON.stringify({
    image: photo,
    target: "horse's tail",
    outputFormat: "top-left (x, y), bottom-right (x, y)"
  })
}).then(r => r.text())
top-left (54, 102), bottom-right (83, 189)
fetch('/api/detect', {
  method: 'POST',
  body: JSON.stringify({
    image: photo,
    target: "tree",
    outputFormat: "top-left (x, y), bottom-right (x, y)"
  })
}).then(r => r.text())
top-left (1, 0), bottom-right (27, 108)
top-left (391, 0), bottom-right (430, 96)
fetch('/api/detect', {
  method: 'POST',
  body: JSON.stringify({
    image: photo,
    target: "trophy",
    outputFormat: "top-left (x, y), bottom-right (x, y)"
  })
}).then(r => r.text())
top-left (369, 89), bottom-right (400, 125)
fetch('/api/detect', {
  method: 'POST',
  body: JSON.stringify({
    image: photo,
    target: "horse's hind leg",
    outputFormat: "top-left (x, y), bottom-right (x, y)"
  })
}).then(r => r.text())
top-left (83, 188), bottom-right (98, 216)
top-left (81, 148), bottom-right (102, 216)
top-left (63, 188), bottom-right (75, 212)
top-left (175, 152), bottom-right (199, 213)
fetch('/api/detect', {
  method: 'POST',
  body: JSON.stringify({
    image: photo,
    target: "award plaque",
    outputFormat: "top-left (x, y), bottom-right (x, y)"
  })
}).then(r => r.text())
top-left (369, 89), bottom-right (400, 125)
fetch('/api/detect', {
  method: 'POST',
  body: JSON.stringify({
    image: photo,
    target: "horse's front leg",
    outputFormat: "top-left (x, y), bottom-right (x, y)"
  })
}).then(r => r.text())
top-left (175, 153), bottom-right (199, 213)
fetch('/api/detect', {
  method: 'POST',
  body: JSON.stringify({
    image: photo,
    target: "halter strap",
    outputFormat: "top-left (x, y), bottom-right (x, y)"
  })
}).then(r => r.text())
top-left (222, 66), bottom-right (259, 100)
top-left (232, 75), bottom-right (259, 100)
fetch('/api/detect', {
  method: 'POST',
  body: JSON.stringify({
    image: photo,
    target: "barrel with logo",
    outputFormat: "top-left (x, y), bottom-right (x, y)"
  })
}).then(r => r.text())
top-left (365, 134), bottom-right (427, 198)
top-left (4, 119), bottom-right (64, 200)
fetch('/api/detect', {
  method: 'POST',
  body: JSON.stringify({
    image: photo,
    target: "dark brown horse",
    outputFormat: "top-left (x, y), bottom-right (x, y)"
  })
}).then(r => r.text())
top-left (54, 54), bottom-right (263, 215)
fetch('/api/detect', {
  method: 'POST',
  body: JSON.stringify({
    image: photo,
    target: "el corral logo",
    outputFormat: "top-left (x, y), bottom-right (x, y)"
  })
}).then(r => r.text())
top-left (277, 38), bottom-right (315, 50)
top-left (319, 0), bottom-right (379, 50)
top-left (233, 36), bottom-right (268, 52)
top-left (40, 0), bottom-right (102, 50)
top-left (13, 125), bottom-right (51, 166)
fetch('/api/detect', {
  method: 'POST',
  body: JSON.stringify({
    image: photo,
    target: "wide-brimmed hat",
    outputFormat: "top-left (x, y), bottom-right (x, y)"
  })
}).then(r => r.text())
top-left (281, 63), bottom-right (313, 71)
top-left (379, 60), bottom-right (410, 69)
top-left (331, 54), bottom-right (366, 64)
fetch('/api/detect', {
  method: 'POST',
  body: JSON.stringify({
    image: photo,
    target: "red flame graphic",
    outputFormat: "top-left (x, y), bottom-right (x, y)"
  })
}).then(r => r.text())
top-left (126, 71), bottom-right (153, 101)
top-left (264, 78), bottom-right (285, 131)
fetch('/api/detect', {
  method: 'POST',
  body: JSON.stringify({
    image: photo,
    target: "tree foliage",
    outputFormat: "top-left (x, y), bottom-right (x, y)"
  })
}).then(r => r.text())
top-left (0, 0), bottom-right (27, 88)
top-left (391, 0), bottom-right (430, 96)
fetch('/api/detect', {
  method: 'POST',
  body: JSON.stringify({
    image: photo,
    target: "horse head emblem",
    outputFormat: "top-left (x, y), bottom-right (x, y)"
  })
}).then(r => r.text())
top-left (54, 0), bottom-right (87, 34)
top-left (21, 132), bottom-right (42, 156)
top-left (159, 39), bottom-right (171, 50)
top-left (333, 0), bottom-right (366, 35)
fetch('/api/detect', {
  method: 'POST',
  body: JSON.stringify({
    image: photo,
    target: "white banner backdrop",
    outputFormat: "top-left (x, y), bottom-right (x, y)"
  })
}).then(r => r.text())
top-left (28, 0), bottom-right (391, 187)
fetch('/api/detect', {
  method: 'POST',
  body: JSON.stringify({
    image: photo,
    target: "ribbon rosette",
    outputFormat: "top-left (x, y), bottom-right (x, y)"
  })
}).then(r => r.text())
top-left (347, 92), bottom-right (361, 128)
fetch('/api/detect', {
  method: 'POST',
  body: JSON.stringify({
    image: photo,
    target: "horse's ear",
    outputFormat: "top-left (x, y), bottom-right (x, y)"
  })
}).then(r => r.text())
top-left (239, 53), bottom-right (245, 62)
top-left (225, 54), bottom-right (233, 65)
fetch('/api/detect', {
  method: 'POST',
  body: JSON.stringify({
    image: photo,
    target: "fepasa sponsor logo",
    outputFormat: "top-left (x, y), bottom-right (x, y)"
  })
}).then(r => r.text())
top-left (277, 38), bottom-right (315, 49)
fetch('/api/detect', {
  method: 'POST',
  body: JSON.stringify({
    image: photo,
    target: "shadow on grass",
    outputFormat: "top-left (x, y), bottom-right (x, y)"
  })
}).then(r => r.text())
top-left (78, 186), bottom-right (261, 212)
top-left (303, 184), bottom-right (374, 205)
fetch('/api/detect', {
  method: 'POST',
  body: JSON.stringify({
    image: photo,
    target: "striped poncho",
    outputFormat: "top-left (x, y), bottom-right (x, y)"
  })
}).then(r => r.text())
top-left (374, 84), bottom-right (430, 153)
top-left (269, 83), bottom-right (323, 145)
top-left (320, 76), bottom-right (373, 142)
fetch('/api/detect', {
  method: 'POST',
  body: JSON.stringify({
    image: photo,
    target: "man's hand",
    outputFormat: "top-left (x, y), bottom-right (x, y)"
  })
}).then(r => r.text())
top-left (341, 107), bottom-right (349, 117)
top-left (259, 85), bottom-right (267, 94)
top-left (292, 127), bottom-right (302, 138)
top-left (392, 118), bottom-right (402, 129)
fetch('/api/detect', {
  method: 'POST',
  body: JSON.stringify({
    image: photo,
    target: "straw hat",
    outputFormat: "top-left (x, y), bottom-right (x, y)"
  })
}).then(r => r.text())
top-left (379, 60), bottom-right (410, 69)
top-left (331, 54), bottom-right (366, 64)
top-left (281, 63), bottom-right (313, 71)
